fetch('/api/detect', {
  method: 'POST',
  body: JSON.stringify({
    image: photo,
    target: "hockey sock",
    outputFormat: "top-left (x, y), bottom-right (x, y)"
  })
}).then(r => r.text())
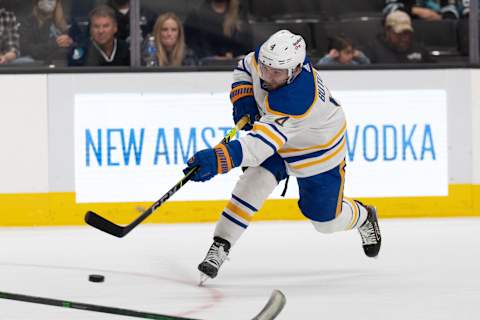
top-left (214, 166), bottom-right (278, 245)
top-left (311, 197), bottom-right (368, 233)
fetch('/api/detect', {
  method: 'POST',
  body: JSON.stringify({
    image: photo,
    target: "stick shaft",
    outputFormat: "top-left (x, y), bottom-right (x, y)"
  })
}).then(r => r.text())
top-left (85, 116), bottom-right (249, 237)
top-left (0, 291), bottom-right (197, 320)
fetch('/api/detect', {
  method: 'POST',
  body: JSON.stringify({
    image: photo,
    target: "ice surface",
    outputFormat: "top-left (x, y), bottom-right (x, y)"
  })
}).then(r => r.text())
top-left (0, 218), bottom-right (479, 319)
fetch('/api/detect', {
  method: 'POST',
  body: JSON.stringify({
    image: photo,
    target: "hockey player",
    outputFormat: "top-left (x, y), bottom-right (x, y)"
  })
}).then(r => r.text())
top-left (183, 30), bottom-right (382, 282)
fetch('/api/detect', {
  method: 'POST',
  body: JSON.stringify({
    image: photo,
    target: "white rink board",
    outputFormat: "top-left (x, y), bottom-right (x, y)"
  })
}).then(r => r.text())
top-left (74, 90), bottom-right (447, 203)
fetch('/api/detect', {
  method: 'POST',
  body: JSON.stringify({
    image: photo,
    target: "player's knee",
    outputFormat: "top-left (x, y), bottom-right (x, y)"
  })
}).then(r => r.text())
top-left (311, 218), bottom-right (344, 234)
top-left (233, 166), bottom-right (278, 206)
top-left (260, 153), bottom-right (288, 183)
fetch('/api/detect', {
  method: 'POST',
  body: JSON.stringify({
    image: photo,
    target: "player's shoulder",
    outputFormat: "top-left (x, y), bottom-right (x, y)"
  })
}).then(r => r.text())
top-left (266, 62), bottom-right (317, 118)
top-left (241, 51), bottom-right (258, 67)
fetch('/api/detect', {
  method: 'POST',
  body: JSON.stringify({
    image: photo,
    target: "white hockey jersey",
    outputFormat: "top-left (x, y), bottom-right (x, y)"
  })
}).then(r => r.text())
top-left (230, 49), bottom-right (346, 178)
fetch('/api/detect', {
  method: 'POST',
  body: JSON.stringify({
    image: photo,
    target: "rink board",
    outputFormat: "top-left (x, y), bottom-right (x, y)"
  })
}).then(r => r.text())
top-left (0, 184), bottom-right (479, 227)
top-left (0, 70), bottom-right (479, 226)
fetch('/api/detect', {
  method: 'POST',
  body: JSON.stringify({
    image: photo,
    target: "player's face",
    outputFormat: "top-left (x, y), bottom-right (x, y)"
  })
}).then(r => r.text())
top-left (91, 16), bottom-right (118, 46)
top-left (160, 18), bottom-right (179, 50)
top-left (259, 63), bottom-right (289, 90)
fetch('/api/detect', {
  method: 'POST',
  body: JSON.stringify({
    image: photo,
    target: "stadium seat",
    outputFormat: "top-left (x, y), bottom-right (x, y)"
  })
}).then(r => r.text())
top-left (250, 22), bottom-right (313, 50)
top-left (412, 20), bottom-right (459, 54)
top-left (142, 0), bottom-right (190, 21)
top-left (319, 0), bottom-right (384, 20)
top-left (248, 0), bottom-right (323, 21)
top-left (318, 19), bottom-right (383, 53)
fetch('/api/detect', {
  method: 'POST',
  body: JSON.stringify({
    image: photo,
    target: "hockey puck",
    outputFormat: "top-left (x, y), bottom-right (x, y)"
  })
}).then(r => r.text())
top-left (88, 274), bottom-right (105, 283)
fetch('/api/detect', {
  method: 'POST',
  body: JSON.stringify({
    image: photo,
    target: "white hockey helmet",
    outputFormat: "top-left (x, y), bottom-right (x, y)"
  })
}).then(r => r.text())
top-left (258, 30), bottom-right (306, 84)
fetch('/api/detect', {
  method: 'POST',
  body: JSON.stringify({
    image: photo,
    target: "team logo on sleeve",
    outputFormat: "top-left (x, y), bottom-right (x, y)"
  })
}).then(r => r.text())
top-left (275, 116), bottom-right (290, 126)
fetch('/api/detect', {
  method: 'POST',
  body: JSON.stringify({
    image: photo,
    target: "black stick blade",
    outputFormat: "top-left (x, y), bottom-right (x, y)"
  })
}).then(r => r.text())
top-left (85, 211), bottom-right (126, 238)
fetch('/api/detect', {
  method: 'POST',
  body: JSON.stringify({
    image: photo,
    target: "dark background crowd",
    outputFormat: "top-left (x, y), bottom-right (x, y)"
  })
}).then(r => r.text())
top-left (0, 0), bottom-right (478, 68)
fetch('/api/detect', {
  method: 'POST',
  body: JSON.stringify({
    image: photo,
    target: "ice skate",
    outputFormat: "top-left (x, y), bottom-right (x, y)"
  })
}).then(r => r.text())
top-left (356, 202), bottom-right (382, 258)
top-left (198, 237), bottom-right (230, 285)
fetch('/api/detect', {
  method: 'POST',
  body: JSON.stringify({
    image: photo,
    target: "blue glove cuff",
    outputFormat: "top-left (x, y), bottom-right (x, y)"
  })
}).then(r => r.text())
top-left (225, 140), bottom-right (243, 168)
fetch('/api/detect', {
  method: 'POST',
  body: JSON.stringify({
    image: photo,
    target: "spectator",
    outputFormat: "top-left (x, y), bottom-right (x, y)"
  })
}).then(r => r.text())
top-left (0, 6), bottom-right (19, 64)
top-left (106, 0), bottom-right (156, 43)
top-left (18, 0), bottom-right (75, 66)
top-left (458, 0), bottom-right (480, 17)
top-left (69, 5), bottom-right (129, 66)
top-left (145, 12), bottom-right (196, 67)
top-left (364, 10), bottom-right (434, 63)
top-left (317, 36), bottom-right (370, 65)
top-left (384, 0), bottom-right (461, 20)
top-left (185, 0), bottom-right (249, 60)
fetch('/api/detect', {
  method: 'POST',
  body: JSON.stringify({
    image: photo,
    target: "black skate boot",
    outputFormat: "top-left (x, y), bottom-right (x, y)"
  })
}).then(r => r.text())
top-left (198, 237), bottom-right (231, 284)
top-left (356, 201), bottom-right (382, 258)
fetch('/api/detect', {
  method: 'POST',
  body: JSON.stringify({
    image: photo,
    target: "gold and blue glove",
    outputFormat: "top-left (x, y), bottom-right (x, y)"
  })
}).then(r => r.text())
top-left (230, 82), bottom-right (259, 131)
top-left (183, 140), bottom-right (243, 182)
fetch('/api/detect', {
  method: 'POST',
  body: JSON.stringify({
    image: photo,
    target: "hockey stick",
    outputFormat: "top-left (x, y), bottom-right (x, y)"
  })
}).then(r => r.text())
top-left (0, 290), bottom-right (198, 319)
top-left (251, 290), bottom-right (287, 320)
top-left (0, 288), bottom-right (284, 320)
top-left (85, 115), bottom-right (250, 238)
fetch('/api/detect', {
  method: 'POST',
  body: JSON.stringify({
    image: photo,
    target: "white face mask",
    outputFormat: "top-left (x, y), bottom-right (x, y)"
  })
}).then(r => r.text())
top-left (38, 0), bottom-right (57, 14)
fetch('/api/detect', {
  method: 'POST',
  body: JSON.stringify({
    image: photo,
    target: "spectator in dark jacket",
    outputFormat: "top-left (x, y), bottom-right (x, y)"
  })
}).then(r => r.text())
top-left (364, 11), bottom-right (434, 63)
top-left (69, 5), bottom-right (129, 66)
top-left (0, 7), bottom-right (19, 64)
top-left (106, 0), bottom-right (156, 43)
top-left (383, 0), bottom-right (461, 20)
top-left (18, 0), bottom-right (77, 65)
top-left (458, 0), bottom-right (480, 17)
top-left (185, 0), bottom-right (249, 61)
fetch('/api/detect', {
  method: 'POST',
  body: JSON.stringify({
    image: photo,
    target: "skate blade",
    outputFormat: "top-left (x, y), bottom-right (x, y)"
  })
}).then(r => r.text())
top-left (198, 272), bottom-right (210, 286)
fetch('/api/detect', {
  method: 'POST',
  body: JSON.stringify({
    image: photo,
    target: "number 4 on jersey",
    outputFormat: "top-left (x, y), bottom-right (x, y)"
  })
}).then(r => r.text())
top-left (275, 116), bottom-right (289, 126)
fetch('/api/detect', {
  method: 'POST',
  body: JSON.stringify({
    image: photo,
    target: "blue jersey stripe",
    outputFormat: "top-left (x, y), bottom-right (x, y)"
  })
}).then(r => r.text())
top-left (248, 133), bottom-right (278, 153)
top-left (222, 212), bottom-right (248, 229)
top-left (284, 136), bottom-right (344, 163)
top-left (232, 194), bottom-right (258, 212)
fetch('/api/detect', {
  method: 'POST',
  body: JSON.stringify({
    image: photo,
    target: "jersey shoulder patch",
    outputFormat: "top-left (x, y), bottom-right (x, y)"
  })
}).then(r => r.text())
top-left (266, 64), bottom-right (316, 117)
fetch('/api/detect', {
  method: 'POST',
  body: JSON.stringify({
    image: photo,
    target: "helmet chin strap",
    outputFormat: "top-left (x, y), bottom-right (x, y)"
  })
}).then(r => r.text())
top-left (286, 63), bottom-right (302, 84)
top-left (286, 69), bottom-right (294, 84)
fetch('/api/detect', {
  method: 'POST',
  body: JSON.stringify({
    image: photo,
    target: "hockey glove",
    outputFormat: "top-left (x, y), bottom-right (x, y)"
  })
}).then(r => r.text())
top-left (230, 82), bottom-right (259, 131)
top-left (183, 140), bottom-right (243, 182)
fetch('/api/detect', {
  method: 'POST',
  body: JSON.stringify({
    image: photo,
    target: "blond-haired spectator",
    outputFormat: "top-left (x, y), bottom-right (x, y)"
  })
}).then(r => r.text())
top-left (18, 0), bottom-right (76, 65)
top-left (145, 12), bottom-right (196, 67)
